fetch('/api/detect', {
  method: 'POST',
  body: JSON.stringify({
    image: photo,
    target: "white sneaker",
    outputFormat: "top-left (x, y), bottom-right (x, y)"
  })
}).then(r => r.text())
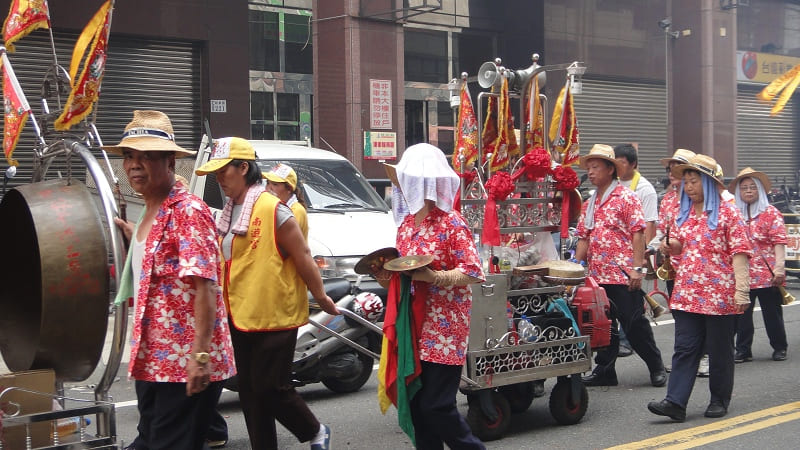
top-left (697, 354), bottom-right (709, 377)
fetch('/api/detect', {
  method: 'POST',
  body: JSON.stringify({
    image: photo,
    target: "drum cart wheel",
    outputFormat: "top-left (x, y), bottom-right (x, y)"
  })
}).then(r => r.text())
top-left (466, 390), bottom-right (511, 441)
top-left (548, 375), bottom-right (588, 425)
top-left (499, 381), bottom-right (537, 413)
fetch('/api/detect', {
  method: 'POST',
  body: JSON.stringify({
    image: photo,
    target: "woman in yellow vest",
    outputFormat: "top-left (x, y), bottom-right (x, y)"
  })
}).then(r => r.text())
top-left (263, 163), bottom-right (308, 239)
top-left (196, 137), bottom-right (338, 450)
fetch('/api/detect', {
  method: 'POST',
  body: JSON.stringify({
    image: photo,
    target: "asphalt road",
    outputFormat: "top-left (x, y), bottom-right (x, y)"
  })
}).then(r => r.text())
top-left (6, 279), bottom-right (800, 449)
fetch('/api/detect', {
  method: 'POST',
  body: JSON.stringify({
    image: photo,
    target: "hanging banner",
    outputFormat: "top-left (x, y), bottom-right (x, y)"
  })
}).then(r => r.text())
top-left (370, 79), bottom-right (392, 129)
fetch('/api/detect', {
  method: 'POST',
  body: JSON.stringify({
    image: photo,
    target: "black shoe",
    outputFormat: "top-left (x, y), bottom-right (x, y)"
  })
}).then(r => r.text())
top-left (647, 399), bottom-right (686, 422)
top-left (582, 371), bottom-right (618, 386)
top-left (618, 342), bottom-right (633, 357)
top-left (650, 368), bottom-right (667, 387)
top-left (772, 349), bottom-right (787, 361)
top-left (734, 352), bottom-right (752, 363)
top-left (704, 402), bottom-right (728, 418)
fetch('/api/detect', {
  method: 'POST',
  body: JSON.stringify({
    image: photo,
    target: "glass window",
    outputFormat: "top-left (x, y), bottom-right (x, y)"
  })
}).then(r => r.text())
top-left (250, 10), bottom-right (280, 71)
top-left (251, 122), bottom-right (275, 140)
top-left (277, 93), bottom-right (299, 121)
top-left (285, 14), bottom-right (313, 74)
top-left (404, 29), bottom-right (448, 83)
top-left (251, 91), bottom-right (274, 121)
top-left (277, 124), bottom-right (299, 140)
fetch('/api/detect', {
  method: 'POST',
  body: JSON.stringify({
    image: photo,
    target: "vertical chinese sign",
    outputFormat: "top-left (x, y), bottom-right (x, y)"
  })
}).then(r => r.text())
top-left (370, 79), bottom-right (392, 129)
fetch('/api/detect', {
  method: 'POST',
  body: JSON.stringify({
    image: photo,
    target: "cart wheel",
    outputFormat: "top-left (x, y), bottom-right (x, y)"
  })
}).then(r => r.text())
top-left (499, 382), bottom-right (536, 413)
top-left (466, 391), bottom-right (511, 441)
top-left (549, 380), bottom-right (588, 425)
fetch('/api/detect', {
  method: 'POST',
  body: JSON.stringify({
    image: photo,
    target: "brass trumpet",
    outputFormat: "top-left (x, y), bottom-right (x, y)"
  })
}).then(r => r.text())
top-left (779, 286), bottom-right (795, 305)
top-left (644, 293), bottom-right (667, 318)
top-left (657, 224), bottom-right (676, 281)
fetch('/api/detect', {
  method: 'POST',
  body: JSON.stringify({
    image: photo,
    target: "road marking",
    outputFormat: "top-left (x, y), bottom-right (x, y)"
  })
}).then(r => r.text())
top-left (608, 401), bottom-right (800, 449)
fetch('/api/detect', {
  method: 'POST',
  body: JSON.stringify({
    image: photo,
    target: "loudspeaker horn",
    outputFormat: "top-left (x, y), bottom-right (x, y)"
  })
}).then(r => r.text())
top-left (507, 63), bottom-right (547, 93)
top-left (478, 60), bottom-right (503, 89)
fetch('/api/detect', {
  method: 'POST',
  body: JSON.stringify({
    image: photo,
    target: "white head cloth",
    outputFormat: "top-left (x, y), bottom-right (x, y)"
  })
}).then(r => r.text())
top-left (391, 143), bottom-right (460, 226)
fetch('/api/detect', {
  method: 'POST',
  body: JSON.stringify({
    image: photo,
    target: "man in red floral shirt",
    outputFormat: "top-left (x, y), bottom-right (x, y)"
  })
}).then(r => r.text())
top-left (106, 110), bottom-right (236, 450)
top-left (574, 144), bottom-right (667, 388)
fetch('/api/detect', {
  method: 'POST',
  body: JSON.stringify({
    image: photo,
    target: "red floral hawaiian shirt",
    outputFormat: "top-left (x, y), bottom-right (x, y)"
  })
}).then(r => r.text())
top-left (745, 204), bottom-right (787, 289)
top-left (129, 185), bottom-right (236, 382)
top-left (576, 183), bottom-right (646, 285)
top-left (397, 208), bottom-right (484, 366)
top-left (671, 201), bottom-right (753, 315)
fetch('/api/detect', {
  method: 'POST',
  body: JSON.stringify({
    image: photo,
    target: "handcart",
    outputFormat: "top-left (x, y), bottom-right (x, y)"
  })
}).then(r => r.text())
top-left (449, 53), bottom-right (602, 440)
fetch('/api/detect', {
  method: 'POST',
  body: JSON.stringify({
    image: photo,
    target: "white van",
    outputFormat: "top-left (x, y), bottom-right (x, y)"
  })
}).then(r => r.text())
top-left (190, 140), bottom-right (397, 281)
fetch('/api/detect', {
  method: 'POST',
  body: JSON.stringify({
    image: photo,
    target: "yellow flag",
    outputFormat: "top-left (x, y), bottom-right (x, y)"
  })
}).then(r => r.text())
top-left (757, 64), bottom-right (800, 116)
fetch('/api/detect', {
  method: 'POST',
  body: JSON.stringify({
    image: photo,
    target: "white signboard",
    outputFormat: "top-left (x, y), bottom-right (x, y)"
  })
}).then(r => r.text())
top-left (369, 79), bottom-right (392, 129)
top-left (210, 99), bottom-right (227, 113)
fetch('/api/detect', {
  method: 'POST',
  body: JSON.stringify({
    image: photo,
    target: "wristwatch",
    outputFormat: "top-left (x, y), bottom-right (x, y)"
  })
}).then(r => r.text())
top-left (193, 352), bottom-right (210, 364)
top-left (633, 266), bottom-right (648, 275)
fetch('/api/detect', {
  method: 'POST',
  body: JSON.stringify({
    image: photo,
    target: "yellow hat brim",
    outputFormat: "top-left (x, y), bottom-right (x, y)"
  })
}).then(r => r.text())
top-left (195, 158), bottom-right (232, 175)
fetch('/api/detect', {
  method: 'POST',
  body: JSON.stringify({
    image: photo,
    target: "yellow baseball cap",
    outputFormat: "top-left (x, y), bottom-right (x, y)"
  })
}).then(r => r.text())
top-left (263, 163), bottom-right (298, 190)
top-left (195, 137), bottom-right (256, 175)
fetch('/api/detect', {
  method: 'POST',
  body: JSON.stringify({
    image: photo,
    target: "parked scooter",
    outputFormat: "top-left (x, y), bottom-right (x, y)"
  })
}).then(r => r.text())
top-left (293, 276), bottom-right (385, 393)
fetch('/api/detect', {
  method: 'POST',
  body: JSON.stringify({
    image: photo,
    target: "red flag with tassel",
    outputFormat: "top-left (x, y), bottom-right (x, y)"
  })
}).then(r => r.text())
top-left (1, 51), bottom-right (31, 166)
top-left (54, 0), bottom-right (113, 130)
top-left (2, 0), bottom-right (50, 53)
top-left (548, 80), bottom-right (580, 166)
top-left (452, 82), bottom-right (479, 173)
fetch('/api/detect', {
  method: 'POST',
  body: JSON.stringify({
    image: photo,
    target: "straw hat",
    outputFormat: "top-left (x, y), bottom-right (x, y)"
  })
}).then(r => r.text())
top-left (671, 154), bottom-right (724, 186)
top-left (659, 148), bottom-right (696, 167)
top-left (195, 137), bottom-right (256, 175)
top-left (102, 110), bottom-right (195, 157)
top-left (578, 144), bottom-right (625, 173)
top-left (729, 167), bottom-right (772, 193)
top-left (263, 163), bottom-right (298, 190)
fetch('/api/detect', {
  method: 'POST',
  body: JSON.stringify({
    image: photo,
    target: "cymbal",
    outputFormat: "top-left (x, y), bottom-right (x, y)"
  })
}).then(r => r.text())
top-left (383, 254), bottom-right (434, 272)
top-left (354, 247), bottom-right (400, 275)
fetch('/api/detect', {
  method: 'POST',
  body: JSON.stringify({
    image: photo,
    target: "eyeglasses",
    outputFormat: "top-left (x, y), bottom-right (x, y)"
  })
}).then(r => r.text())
top-left (739, 185), bottom-right (759, 192)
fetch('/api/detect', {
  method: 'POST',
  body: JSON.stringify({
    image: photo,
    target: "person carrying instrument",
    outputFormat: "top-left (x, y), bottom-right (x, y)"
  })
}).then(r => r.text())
top-left (648, 154), bottom-right (752, 422)
top-left (575, 144), bottom-right (667, 388)
top-left (730, 168), bottom-right (789, 363)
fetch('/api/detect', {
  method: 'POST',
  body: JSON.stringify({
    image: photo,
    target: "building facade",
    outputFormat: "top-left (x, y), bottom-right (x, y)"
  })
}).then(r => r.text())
top-left (2, 0), bottom-right (798, 189)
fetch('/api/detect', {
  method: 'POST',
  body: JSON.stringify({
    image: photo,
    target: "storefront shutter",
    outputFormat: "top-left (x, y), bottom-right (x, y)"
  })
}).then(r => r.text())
top-left (2, 32), bottom-right (201, 194)
top-left (571, 77), bottom-right (667, 187)
top-left (736, 85), bottom-right (799, 186)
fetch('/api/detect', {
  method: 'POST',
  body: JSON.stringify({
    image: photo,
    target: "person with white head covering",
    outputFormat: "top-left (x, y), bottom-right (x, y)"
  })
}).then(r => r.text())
top-left (730, 168), bottom-right (789, 363)
top-left (374, 143), bottom-right (486, 449)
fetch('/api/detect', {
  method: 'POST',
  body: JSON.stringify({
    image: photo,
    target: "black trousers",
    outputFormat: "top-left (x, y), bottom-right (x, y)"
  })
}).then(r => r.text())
top-left (735, 287), bottom-right (788, 356)
top-left (593, 284), bottom-right (664, 375)
top-left (410, 361), bottom-right (485, 450)
top-left (207, 389), bottom-right (228, 442)
top-left (130, 380), bottom-right (223, 450)
top-left (230, 325), bottom-right (319, 450)
top-left (667, 310), bottom-right (736, 409)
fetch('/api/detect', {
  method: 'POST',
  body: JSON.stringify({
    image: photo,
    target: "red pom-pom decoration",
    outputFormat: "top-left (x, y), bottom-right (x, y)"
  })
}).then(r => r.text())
top-left (512, 147), bottom-right (552, 181)
top-left (553, 165), bottom-right (579, 191)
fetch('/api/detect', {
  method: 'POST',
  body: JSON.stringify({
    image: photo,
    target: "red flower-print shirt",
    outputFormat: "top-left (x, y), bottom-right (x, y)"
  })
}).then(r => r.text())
top-left (576, 183), bottom-right (646, 285)
top-left (671, 201), bottom-right (753, 315)
top-left (129, 185), bottom-right (236, 382)
top-left (744, 205), bottom-right (787, 289)
top-left (397, 208), bottom-right (484, 366)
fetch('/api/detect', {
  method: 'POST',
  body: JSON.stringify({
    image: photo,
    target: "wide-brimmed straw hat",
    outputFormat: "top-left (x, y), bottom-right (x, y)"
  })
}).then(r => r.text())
top-left (729, 167), bottom-right (771, 193)
top-left (262, 163), bottom-right (298, 190)
top-left (671, 154), bottom-right (724, 186)
top-left (195, 137), bottom-right (256, 175)
top-left (659, 148), bottom-right (696, 167)
top-left (102, 110), bottom-right (195, 157)
top-left (578, 144), bottom-right (625, 173)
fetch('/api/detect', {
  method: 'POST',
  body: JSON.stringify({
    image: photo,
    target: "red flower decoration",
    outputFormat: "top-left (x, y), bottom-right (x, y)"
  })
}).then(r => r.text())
top-left (485, 171), bottom-right (515, 201)
top-left (553, 165), bottom-right (579, 191)
top-left (482, 172), bottom-right (515, 246)
top-left (512, 147), bottom-right (552, 181)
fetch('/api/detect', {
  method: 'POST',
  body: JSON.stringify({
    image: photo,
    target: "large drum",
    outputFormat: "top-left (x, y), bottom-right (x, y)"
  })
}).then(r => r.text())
top-left (0, 179), bottom-right (110, 381)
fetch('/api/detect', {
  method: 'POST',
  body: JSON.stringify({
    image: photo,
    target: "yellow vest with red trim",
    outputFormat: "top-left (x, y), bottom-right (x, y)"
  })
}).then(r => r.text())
top-left (224, 192), bottom-right (309, 331)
